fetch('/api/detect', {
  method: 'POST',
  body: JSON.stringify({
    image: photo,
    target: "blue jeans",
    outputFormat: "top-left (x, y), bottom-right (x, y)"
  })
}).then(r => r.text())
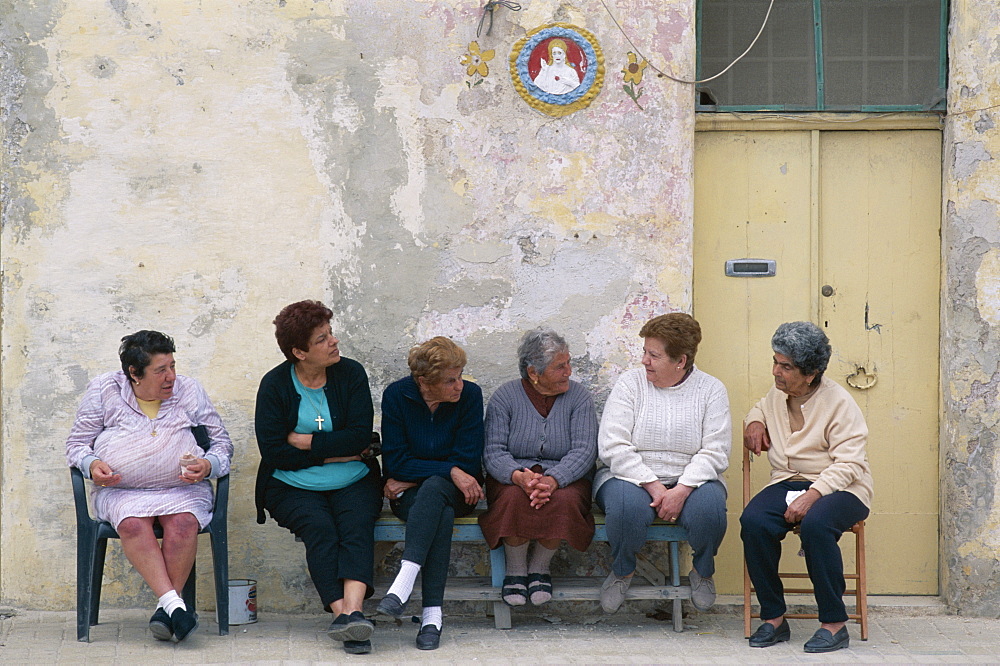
top-left (740, 481), bottom-right (869, 623)
top-left (596, 478), bottom-right (728, 578)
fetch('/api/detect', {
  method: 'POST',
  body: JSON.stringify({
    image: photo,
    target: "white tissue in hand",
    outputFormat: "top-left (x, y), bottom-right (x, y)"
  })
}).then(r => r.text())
top-left (785, 490), bottom-right (806, 506)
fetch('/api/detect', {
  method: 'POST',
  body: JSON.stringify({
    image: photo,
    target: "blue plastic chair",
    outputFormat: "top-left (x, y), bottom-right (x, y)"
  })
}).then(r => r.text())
top-left (70, 426), bottom-right (229, 642)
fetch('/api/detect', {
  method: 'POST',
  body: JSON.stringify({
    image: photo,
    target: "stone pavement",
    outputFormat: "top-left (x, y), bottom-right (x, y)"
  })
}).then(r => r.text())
top-left (2, 598), bottom-right (998, 664)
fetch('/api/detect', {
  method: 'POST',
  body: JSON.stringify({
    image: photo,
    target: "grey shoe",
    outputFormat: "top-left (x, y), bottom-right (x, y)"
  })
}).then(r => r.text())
top-left (688, 568), bottom-right (716, 611)
top-left (600, 572), bottom-right (632, 613)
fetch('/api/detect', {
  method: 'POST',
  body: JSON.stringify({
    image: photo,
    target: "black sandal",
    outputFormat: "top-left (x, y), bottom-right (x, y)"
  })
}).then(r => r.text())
top-left (527, 572), bottom-right (553, 604)
top-left (501, 575), bottom-right (528, 607)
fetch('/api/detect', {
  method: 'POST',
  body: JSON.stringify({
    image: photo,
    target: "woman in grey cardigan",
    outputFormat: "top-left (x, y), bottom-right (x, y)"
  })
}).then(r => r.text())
top-left (478, 328), bottom-right (598, 607)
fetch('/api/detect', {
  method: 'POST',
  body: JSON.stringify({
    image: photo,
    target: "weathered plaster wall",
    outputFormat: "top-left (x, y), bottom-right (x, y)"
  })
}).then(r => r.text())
top-left (1, 0), bottom-right (695, 610)
top-left (942, 0), bottom-right (1000, 615)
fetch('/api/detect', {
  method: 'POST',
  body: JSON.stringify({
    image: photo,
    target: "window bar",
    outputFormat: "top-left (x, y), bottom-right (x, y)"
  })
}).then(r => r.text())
top-left (813, 0), bottom-right (825, 110)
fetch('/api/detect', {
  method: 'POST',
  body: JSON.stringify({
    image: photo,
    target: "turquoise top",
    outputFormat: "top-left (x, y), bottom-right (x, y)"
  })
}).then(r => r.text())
top-left (273, 365), bottom-right (368, 491)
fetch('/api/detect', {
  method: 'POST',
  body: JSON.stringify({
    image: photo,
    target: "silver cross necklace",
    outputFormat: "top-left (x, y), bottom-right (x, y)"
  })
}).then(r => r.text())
top-left (301, 386), bottom-right (327, 431)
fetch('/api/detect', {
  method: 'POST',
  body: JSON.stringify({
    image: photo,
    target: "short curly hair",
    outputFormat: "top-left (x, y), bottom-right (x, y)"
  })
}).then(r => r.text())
top-left (639, 313), bottom-right (702, 370)
top-left (119, 330), bottom-right (176, 382)
top-left (771, 321), bottom-right (831, 381)
top-left (517, 327), bottom-right (569, 380)
top-left (273, 300), bottom-right (334, 362)
top-left (407, 336), bottom-right (467, 384)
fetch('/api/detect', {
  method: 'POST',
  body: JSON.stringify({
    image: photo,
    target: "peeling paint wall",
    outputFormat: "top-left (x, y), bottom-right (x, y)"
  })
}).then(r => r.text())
top-left (1, 0), bottom-right (695, 610)
top-left (942, 0), bottom-right (1000, 615)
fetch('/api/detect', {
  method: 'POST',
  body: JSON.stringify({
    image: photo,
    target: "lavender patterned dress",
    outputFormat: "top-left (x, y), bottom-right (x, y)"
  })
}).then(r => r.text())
top-left (66, 370), bottom-right (233, 529)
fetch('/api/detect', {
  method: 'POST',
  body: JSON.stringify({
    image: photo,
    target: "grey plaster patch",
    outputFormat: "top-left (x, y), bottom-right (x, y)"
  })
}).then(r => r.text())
top-left (975, 113), bottom-right (995, 133)
top-left (109, 0), bottom-right (131, 29)
top-left (431, 278), bottom-right (511, 311)
top-left (953, 140), bottom-right (993, 180)
top-left (1, 2), bottom-right (60, 243)
top-left (89, 55), bottom-right (117, 78)
top-left (453, 241), bottom-right (511, 264)
top-left (64, 364), bottom-right (91, 392)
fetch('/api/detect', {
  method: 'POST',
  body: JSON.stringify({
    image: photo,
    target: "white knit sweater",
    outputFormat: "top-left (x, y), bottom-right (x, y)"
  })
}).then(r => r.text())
top-left (594, 367), bottom-right (731, 495)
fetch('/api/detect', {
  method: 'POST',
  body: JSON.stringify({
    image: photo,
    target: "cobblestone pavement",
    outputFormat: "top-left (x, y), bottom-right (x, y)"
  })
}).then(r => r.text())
top-left (1, 600), bottom-right (997, 664)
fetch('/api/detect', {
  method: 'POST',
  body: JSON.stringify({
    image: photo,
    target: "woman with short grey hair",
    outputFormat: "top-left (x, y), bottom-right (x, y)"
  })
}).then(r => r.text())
top-left (478, 328), bottom-right (598, 608)
top-left (741, 321), bottom-right (872, 654)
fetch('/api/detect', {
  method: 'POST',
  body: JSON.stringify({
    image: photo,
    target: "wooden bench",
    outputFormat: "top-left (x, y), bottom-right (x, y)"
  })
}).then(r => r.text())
top-left (372, 507), bottom-right (692, 632)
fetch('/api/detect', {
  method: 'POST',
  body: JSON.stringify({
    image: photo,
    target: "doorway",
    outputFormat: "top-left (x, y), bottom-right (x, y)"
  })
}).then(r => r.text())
top-left (694, 127), bottom-right (942, 595)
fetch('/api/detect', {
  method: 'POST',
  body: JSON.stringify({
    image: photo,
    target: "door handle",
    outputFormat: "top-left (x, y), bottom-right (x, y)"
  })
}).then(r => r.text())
top-left (846, 364), bottom-right (877, 390)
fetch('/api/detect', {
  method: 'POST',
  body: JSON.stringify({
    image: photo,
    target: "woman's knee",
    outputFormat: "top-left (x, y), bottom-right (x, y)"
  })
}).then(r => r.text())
top-left (417, 474), bottom-right (454, 500)
top-left (116, 516), bottom-right (154, 540)
top-left (160, 512), bottom-right (201, 539)
top-left (798, 512), bottom-right (837, 544)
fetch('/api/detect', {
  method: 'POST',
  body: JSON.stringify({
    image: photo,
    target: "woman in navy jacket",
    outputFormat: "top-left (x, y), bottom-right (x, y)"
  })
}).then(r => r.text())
top-left (376, 336), bottom-right (484, 651)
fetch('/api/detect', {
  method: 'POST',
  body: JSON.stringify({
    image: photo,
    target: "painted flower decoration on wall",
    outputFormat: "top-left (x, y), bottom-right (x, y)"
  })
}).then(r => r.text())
top-left (622, 52), bottom-right (649, 109)
top-left (462, 41), bottom-right (495, 88)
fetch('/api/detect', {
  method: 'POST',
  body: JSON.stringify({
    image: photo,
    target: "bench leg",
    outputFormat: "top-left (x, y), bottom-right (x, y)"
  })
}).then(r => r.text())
top-left (492, 601), bottom-right (512, 629)
top-left (673, 598), bottom-right (683, 633)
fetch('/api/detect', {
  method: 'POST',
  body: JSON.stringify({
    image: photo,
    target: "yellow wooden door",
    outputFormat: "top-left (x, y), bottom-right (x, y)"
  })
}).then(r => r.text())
top-left (694, 128), bottom-right (941, 595)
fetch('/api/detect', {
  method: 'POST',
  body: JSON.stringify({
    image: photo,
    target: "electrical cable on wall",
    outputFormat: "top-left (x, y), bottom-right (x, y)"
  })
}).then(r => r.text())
top-left (599, 0), bottom-right (776, 85)
top-left (478, 1), bottom-right (521, 38)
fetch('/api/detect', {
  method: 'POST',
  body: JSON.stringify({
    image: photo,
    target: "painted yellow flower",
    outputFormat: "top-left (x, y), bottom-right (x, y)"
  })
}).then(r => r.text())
top-left (622, 52), bottom-right (648, 85)
top-left (461, 41), bottom-right (495, 78)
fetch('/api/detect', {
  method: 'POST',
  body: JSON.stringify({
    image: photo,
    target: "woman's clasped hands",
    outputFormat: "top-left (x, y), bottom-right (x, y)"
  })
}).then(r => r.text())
top-left (512, 467), bottom-right (557, 510)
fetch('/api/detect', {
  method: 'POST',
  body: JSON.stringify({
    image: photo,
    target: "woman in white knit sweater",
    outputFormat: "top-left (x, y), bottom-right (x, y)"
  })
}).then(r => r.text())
top-left (595, 313), bottom-right (731, 615)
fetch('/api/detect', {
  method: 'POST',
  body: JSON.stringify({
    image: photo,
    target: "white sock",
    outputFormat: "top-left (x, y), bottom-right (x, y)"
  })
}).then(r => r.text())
top-left (158, 590), bottom-right (186, 615)
top-left (387, 559), bottom-right (421, 603)
top-left (421, 606), bottom-right (442, 629)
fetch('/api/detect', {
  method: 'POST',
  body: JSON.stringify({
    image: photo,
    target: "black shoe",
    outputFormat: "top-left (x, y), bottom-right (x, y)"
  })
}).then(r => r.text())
top-left (376, 593), bottom-right (406, 619)
top-left (748, 618), bottom-right (791, 648)
top-left (416, 623), bottom-right (441, 650)
top-left (803, 626), bottom-right (850, 653)
top-left (328, 611), bottom-right (375, 642)
top-left (343, 639), bottom-right (372, 655)
top-left (169, 607), bottom-right (199, 642)
top-left (148, 608), bottom-right (173, 641)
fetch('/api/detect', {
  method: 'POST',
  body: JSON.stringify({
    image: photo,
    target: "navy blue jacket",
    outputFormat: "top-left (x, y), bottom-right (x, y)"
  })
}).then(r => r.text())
top-left (380, 375), bottom-right (484, 483)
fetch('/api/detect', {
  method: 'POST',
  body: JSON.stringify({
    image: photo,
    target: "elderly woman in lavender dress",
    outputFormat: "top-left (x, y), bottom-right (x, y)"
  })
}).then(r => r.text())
top-left (478, 328), bottom-right (598, 607)
top-left (65, 330), bottom-right (233, 643)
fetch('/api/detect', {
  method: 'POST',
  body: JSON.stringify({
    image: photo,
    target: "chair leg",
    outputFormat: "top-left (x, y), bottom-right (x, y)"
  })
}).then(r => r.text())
top-left (181, 562), bottom-right (197, 613)
top-left (90, 538), bottom-right (108, 627)
top-left (856, 524), bottom-right (869, 640)
top-left (210, 530), bottom-right (229, 636)
top-left (76, 531), bottom-right (98, 642)
top-left (743, 560), bottom-right (752, 638)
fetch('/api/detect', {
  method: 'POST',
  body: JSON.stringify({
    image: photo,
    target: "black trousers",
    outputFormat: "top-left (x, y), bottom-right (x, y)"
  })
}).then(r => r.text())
top-left (390, 475), bottom-right (475, 608)
top-left (264, 468), bottom-right (381, 611)
top-left (740, 481), bottom-right (869, 624)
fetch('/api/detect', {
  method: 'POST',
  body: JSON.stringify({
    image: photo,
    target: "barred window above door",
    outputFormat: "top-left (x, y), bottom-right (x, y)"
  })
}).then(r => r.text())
top-left (696, 0), bottom-right (947, 112)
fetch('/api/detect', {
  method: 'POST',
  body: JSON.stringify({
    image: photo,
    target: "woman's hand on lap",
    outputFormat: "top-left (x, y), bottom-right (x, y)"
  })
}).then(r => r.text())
top-left (451, 467), bottom-right (484, 505)
top-left (179, 458), bottom-right (211, 483)
top-left (90, 460), bottom-right (122, 487)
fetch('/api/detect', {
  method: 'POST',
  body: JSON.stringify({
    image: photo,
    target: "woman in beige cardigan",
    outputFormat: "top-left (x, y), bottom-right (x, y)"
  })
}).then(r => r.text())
top-left (740, 321), bottom-right (872, 655)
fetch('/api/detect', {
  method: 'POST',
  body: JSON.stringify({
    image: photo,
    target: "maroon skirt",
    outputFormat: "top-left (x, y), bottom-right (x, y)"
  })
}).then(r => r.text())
top-left (478, 475), bottom-right (595, 551)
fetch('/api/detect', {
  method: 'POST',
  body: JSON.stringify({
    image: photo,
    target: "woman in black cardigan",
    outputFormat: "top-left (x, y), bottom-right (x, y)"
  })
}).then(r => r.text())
top-left (254, 300), bottom-right (380, 656)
